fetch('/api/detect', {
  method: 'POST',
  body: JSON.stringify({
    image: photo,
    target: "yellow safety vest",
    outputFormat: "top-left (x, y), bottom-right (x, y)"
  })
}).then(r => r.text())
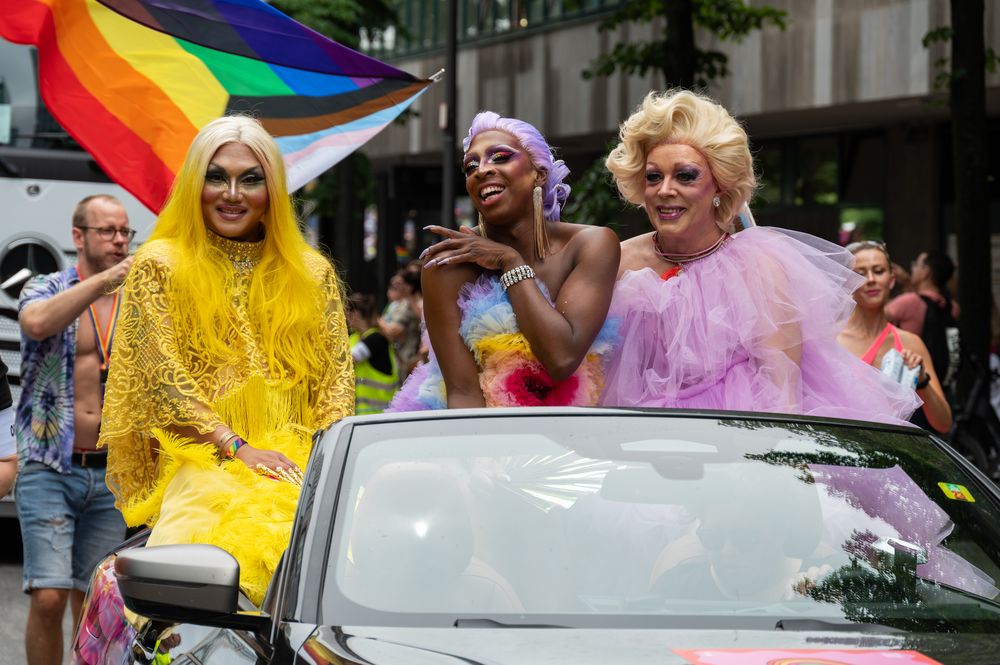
top-left (350, 328), bottom-right (399, 415)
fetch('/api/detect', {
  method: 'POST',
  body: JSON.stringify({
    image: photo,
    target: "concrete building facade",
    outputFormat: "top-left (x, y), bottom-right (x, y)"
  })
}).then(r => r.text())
top-left (362, 0), bottom-right (1000, 295)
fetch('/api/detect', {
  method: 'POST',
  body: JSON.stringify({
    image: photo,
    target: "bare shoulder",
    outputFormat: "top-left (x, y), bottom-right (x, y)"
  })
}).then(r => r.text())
top-left (619, 232), bottom-right (655, 274)
top-left (560, 222), bottom-right (619, 244)
top-left (559, 223), bottom-right (620, 262)
top-left (898, 328), bottom-right (931, 355)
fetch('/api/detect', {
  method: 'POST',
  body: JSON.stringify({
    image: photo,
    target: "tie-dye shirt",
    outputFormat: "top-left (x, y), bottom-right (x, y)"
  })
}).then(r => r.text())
top-left (16, 267), bottom-right (81, 473)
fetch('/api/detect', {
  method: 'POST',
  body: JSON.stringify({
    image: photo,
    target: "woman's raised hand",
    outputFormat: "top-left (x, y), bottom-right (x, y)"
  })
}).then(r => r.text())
top-left (421, 225), bottom-right (521, 272)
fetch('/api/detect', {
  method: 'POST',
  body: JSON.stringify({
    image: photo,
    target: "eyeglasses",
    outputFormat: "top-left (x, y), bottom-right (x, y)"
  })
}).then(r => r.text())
top-left (78, 226), bottom-right (137, 241)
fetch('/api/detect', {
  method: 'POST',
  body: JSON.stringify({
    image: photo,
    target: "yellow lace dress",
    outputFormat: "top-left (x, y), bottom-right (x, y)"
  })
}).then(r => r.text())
top-left (99, 233), bottom-right (354, 604)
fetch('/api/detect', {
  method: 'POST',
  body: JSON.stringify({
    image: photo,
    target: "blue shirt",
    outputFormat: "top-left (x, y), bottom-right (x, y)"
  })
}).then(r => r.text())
top-left (16, 268), bottom-right (80, 473)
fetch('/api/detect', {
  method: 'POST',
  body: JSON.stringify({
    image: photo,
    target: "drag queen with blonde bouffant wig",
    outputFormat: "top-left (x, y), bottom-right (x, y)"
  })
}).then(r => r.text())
top-left (598, 90), bottom-right (918, 423)
top-left (99, 115), bottom-right (354, 603)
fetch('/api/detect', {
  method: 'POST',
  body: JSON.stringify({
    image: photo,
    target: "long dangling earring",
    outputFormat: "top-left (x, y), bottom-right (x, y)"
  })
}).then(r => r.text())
top-left (477, 212), bottom-right (488, 239)
top-left (533, 185), bottom-right (550, 260)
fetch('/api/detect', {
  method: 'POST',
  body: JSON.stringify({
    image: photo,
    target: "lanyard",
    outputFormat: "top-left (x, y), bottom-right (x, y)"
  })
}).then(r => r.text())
top-left (75, 265), bottom-right (120, 371)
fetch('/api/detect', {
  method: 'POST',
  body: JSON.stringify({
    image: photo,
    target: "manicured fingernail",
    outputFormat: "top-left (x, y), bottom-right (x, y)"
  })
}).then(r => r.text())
top-left (438, 257), bottom-right (450, 265)
top-left (424, 258), bottom-right (438, 268)
top-left (419, 248), bottom-right (429, 259)
top-left (423, 225), bottom-right (435, 230)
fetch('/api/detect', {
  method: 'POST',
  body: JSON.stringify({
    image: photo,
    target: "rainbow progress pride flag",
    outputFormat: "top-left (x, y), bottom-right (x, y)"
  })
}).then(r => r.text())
top-left (0, 0), bottom-right (435, 211)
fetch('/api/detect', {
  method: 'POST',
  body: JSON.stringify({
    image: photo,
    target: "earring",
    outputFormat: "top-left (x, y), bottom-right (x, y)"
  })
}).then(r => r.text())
top-left (712, 195), bottom-right (721, 208)
top-left (533, 185), bottom-right (550, 260)
top-left (477, 212), bottom-right (488, 239)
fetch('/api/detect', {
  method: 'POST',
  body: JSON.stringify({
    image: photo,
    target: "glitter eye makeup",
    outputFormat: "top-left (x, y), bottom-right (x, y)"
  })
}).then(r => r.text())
top-left (463, 145), bottom-right (519, 176)
top-left (676, 166), bottom-right (701, 184)
top-left (205, 167), bottom-right (265, 191)
top-left (488, 147), bottom-right (516, 163)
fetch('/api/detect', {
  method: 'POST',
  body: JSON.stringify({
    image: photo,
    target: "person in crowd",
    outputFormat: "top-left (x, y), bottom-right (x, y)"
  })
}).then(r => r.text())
top-left (347, 293), bottom-right (399, 414)
top-left (379, 267), bottom-right (422, 377)
top-left (389, 111), bottom-right (620, 410)
top-left (889, 260), bottom-right (912, 299)
top-left (887, 250), bottom-right (962, 391)
top-left (837, 241), bottom-right (952, 432)
top-left (887, 250), bottom-right (960, 336)
top-left (599, 90), bottom-right (917, 423)
top-left (0, 360), bottom-right (17, 497)
top-left (15, 194), bottom-right (132, 665)
top-left (100, 115), bottom-right (353, 604)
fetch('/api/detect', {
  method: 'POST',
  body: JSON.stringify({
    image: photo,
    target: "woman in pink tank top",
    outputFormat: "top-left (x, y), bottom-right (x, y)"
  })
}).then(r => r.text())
top-left (837, 241), bottom-right (952, 432)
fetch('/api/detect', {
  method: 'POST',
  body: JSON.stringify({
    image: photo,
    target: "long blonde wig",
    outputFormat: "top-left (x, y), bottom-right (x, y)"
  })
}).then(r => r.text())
top-left (141, 115), bottom-right (331, 385)
top-left (606, 90), bottom-right (756, 230)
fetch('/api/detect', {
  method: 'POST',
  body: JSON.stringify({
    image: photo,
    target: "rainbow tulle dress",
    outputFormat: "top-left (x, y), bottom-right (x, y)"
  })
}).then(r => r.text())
top-left (389, 274), bottom-right (618, 410)
top-left (599, 226), bottom-right (919, 424)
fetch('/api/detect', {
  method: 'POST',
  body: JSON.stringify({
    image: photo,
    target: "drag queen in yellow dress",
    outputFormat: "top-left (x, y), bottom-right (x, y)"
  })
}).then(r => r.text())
top-left (99, 116), bottom-right (354, 604)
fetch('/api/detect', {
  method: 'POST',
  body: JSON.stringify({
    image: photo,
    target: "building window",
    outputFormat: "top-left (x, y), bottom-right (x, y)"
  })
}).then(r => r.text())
top-left (371, 0), bottom-right (625, 58)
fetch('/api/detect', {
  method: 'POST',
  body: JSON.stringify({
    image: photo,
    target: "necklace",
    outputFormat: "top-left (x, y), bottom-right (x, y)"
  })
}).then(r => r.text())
top-left (652, 232), bottom-right (729, 265)
top-left (207, 230), bottom-right (265, 275)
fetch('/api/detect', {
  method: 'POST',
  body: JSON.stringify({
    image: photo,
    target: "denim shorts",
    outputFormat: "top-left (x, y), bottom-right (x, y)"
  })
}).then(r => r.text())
top-left (16, 461), bottom-right (127, 592)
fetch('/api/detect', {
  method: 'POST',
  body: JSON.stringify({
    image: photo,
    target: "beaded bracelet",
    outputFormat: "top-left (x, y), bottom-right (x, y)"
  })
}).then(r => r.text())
top-left (499, 264), bottom-right (535, 291)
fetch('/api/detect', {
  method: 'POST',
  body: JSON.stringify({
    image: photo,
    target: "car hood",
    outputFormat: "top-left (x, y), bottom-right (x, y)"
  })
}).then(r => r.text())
top-left (299, 626), bottom-right (1000, 665)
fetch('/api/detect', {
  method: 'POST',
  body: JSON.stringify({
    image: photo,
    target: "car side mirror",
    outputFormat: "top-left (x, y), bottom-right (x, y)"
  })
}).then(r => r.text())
top-left (116, 544), bottom-right (269, 632)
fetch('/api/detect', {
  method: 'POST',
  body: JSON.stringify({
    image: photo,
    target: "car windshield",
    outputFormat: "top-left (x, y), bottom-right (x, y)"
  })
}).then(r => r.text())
top-left (324, 414), bottom-right (1000, 632)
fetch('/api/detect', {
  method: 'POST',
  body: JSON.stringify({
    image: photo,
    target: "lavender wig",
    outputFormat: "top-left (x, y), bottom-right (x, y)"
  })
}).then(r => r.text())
top-left (463, 111), bottom-right (571, 222)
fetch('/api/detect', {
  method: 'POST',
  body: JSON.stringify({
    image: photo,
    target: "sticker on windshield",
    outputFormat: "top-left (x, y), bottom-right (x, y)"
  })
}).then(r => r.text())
top-left (674, 649), bottom-right (943, 665)
top-left (938, 482), bottom-right (975, 502)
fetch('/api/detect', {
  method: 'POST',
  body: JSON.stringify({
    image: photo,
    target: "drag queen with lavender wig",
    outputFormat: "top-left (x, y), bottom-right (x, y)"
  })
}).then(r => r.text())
top-left (599, 90), bottom-right (918, 423)
top-left (388, 112), bottom-right (620, 410)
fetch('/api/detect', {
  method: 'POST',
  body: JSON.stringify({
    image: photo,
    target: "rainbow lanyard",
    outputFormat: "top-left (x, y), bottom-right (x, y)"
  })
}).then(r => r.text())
top-left (75, 265), bottom-right (121, 372)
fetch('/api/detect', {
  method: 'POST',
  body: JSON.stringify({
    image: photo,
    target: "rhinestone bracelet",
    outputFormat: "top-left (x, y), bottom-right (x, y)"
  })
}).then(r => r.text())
top-left (499, 264), bottom-right (535, 291)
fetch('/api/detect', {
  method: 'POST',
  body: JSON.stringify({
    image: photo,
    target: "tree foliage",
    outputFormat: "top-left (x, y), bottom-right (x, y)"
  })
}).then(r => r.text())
top-left (922, 24), bottom-right (998, 93)
top-left (562, 142), bottom-right (632, 230)
top-left (270, 0), bottom-right (397, 50)
top-left (583, 0), bottom-right (787, 89)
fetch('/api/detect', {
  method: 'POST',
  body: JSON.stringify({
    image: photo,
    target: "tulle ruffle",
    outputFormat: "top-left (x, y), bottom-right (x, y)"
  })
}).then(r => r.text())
top-left (388, 274), bottom-right (618, 410)
top-left (128, 429), bottom-right (311, 605)
top-left (599, 227), bottom-right (919, 424)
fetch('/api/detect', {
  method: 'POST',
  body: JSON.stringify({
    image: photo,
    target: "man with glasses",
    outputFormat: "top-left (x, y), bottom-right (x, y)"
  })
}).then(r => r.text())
top-left (14, 194), bottom-right (132, 665)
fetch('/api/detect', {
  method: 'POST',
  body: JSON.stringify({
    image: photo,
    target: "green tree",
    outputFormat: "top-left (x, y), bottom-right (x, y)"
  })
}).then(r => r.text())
top-left (271, 0), bottom-right (397, 50)
top-left (583, 0), bottom-right (787, 90)
top-left (923, 1), bottom-right (997, 377)
top-left (569, 0), bottom-right (787, 226)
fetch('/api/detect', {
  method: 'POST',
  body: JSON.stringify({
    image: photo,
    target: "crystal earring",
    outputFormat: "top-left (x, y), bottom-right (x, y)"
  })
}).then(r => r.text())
top-left (712, 195), bottom-right (721, 208)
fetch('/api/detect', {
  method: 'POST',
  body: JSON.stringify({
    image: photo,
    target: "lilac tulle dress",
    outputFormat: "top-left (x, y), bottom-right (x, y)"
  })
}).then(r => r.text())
top-left (599, 227), bottom-right (919, 424)
top-left (389, 274), bottom-right (618, 411)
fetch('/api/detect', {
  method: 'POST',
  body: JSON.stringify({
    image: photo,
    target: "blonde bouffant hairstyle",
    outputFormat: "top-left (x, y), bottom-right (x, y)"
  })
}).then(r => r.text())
top-left (142, 115), bottom-right (331, 384)
top-left (606, 90), bottom-right (756, 231)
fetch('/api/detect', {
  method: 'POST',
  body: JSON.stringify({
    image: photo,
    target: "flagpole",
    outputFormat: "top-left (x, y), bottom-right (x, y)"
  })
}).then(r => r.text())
top-left (441, 0), bottom-right (458, 229)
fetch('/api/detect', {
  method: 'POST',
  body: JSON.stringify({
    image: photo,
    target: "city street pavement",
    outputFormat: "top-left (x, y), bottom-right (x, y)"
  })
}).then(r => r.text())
top-left (0, 520), bottom-right (74, 665)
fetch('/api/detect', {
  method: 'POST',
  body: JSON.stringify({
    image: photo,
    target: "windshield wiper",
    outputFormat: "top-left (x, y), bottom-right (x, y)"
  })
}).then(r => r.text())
top-left (775, 619), bottom-right (904, 634)
top-left (453, 618), bottom-right (568, 628)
